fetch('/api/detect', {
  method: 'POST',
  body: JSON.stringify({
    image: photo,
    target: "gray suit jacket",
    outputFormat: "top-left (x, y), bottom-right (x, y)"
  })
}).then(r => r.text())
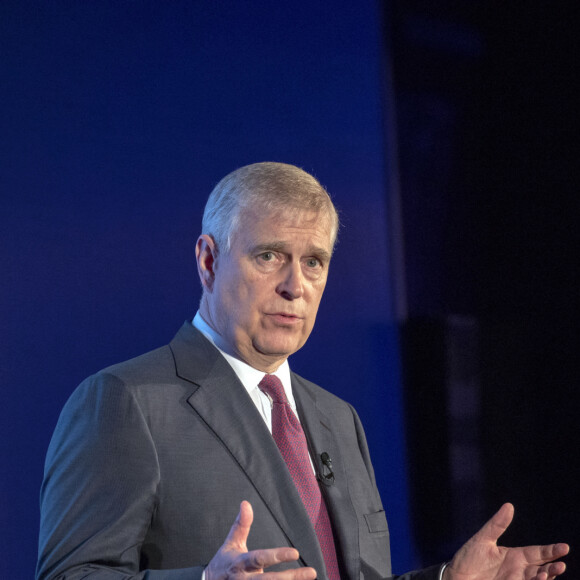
top-left (37, 323), bottom-right (440, 580)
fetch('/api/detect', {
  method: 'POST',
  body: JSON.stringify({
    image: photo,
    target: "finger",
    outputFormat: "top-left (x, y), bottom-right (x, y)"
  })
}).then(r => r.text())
top-left (523, 542), bottom-right (570, 565)
top-left (473, 502), bottom-right (514, 544)
top-left (241, 546), bottom-right (301, 571)
top-left (539, 542), bottom-right (570, 563)
top-left (260, 567), bottom-right (317, 580)
top-left (223, 501), bottom-right (254, 550)
top-left (540, 560), bottom-right (567, 579)
top-left (550, 543), bottom-right (570, 560)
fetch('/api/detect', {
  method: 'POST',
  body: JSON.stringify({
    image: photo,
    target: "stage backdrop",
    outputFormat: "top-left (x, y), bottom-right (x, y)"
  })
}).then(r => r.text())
top-left (0, 2), bottom-right (418, 578)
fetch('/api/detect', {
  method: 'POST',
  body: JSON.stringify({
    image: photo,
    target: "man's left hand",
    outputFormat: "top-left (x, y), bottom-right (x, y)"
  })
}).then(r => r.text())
top-left (445, 503), bottom-right (569, 580)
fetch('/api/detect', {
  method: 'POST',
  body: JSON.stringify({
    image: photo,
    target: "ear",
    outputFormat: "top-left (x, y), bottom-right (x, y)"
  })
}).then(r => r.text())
top-left (196, 234), bottom-right (218, 291)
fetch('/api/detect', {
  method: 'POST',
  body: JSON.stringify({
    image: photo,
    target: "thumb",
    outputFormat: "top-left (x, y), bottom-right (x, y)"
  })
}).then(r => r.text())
top-left (475, 503), bottom-right (515, 544)
top-left (223, 501), bottom-right (253, 551)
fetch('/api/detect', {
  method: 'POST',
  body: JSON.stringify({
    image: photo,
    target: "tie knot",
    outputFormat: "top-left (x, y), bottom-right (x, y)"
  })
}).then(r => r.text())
top-left (259, 374), bottom-right (287, 404)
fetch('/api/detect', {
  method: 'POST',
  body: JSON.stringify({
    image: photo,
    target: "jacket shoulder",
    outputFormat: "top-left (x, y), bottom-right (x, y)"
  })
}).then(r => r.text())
top-left (98, 344), bottom-right (175, 386)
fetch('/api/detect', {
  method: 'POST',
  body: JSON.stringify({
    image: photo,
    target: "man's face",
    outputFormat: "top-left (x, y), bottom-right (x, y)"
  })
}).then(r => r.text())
top-left (198, 206), bottom-right (333, 372)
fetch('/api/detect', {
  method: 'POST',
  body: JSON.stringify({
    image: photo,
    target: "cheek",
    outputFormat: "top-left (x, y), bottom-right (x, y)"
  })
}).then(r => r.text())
top-left (308, 282), bottom-right (326, 311)
top-left (300, 290), bottom-right (324, 334)
top-left (225, 277), bottom-right (265, 321)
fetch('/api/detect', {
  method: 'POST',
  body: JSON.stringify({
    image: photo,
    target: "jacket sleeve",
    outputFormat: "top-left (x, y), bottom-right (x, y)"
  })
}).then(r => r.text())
top-left (36, 372), bottom-right (204, 580)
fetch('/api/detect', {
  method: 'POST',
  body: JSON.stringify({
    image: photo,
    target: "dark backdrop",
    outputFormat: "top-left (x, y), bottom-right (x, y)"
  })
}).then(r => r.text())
top-left (389, 0), bottom-right (578, 575)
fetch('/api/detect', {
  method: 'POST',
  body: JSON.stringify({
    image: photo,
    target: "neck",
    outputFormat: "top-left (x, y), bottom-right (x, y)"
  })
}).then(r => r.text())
top-left (197, 301), bottom-right (287, 373)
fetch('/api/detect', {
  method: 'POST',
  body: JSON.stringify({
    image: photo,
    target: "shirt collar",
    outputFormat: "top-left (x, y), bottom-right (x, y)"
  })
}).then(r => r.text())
top-left (192, 312), bottom-right (296, 409)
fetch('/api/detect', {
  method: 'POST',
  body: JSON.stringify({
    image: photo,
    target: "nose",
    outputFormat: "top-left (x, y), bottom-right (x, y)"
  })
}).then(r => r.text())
top-left (276, 262), bottom-right (304, 300)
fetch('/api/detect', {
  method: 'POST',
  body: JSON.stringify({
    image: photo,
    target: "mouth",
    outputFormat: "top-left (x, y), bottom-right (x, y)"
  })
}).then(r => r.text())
top-left (267, 312), bottom-right (304, 324)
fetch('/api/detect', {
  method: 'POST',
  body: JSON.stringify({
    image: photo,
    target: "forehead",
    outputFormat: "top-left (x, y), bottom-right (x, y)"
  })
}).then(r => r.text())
top-left (234, 206), bottom-right (334, 251)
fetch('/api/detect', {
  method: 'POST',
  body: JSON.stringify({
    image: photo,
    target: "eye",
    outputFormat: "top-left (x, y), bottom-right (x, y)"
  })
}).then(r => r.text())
top-left (306, 257), bottom-right (321, 268)
top-left (260, 252), bottom-right (275, 262)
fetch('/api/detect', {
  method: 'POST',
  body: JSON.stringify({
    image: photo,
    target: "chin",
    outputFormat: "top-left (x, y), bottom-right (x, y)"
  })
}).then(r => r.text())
top-left (256, 340), bottom-right (301, 359)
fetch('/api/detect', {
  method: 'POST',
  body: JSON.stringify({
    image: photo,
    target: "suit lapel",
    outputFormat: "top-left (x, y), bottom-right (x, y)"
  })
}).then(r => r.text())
top-left (169, 323), bottom-right (326, 575)
top-left (293, 374), bottom-right (361, 580)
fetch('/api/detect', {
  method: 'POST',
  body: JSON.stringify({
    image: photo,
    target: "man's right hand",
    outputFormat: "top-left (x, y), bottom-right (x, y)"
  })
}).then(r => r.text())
top-left (205, 501), bottom-right (318, 580)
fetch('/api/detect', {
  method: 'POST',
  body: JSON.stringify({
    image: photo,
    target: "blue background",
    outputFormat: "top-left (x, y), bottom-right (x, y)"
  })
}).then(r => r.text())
top-left (1, 2), bottom-right (416, 577)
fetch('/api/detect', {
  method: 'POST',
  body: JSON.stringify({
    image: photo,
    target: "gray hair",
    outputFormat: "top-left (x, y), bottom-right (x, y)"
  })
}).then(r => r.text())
top-left (202, 162), bottom-right (339, 253)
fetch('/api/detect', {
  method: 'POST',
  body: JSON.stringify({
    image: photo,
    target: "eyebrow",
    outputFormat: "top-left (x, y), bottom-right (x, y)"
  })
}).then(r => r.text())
top-left (251, 242), bottom-right (332, 263)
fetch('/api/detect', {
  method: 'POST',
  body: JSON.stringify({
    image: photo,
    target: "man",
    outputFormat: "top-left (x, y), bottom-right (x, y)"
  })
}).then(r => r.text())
top-left (37, 162), bottom-right (569, 580)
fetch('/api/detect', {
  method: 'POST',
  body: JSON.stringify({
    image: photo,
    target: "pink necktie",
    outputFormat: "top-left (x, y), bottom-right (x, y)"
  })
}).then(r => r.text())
top-left (259, 374), bottom-right (340, 580)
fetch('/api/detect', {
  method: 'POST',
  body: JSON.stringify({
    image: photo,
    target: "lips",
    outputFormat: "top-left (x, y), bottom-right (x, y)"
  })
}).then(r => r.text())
top-left (271, 312), bottom-right (302, 318)
top-left (267, 312), bottom-right (304, 323)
